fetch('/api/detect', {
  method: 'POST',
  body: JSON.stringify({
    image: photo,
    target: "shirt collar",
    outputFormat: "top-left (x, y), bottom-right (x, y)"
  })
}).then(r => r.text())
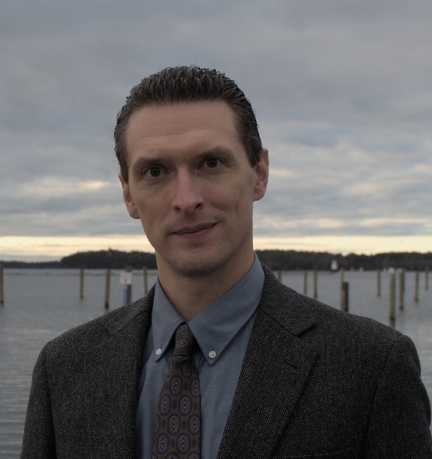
top-left (151, 254), bottom-right (265, 366)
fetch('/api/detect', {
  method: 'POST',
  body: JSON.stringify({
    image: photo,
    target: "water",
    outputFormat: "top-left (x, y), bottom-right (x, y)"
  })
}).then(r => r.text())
top-left (0, 269), bottom-right (431, 457)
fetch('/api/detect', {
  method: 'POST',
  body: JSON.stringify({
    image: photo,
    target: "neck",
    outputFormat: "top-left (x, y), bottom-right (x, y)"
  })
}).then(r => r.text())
top-left (156, 252), bottom-right (255, 322)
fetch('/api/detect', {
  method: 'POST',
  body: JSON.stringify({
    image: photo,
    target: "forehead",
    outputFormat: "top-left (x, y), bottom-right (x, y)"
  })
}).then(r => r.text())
top-left (125, 101), bottom-right (243, 156)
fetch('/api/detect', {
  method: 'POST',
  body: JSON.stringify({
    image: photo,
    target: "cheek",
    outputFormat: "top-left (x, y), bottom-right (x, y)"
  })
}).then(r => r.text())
top-left (213, 189), bottom-right (252, 221)
top-left (210, 188), bottom-right (239, 213)
top-left (137, 190), bottom-right (168, 216)
top-left (137, 203), bottom-right (160, 234)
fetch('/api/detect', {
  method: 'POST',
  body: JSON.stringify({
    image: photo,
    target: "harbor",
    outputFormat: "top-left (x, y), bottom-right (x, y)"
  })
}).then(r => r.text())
top-left (0, 268), bottom-right (431, 457)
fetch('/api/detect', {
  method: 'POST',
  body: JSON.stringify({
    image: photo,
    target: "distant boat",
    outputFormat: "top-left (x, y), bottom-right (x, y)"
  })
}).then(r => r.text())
top-left (331, 260), bottom-right (338, 271)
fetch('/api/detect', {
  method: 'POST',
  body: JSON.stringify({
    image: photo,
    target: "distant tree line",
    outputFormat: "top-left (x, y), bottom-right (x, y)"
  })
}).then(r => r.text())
top-left (2, 249), bottom-right (431, 270)
top-left (256, 250), bottom-right (432, 271)
top-left (60, 249), bottom-right (158, 269)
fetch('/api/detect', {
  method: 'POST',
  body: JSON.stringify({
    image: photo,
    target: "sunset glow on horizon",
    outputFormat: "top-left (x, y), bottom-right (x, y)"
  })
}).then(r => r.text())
top-left (1, 235), bottom-right (431, 262)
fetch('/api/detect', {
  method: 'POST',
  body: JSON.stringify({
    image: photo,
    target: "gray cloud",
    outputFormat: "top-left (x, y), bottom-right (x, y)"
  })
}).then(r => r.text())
top-left (1, 0), bottom-right (431, 249)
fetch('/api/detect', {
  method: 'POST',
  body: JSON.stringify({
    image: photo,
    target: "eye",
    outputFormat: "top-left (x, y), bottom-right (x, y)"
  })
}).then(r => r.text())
top-left (144, 166), bottom-right (163, 178)
top-left (205, 158), bottom-right (221, 169)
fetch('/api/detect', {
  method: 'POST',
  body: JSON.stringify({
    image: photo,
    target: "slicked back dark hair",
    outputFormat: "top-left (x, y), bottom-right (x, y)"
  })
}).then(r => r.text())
top-left (114, 66), bottom-right (263, 182)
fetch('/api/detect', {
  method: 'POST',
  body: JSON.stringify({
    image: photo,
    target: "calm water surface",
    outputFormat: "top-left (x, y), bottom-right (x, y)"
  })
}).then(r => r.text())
top-left (0, 269), bottom-right (431, 457)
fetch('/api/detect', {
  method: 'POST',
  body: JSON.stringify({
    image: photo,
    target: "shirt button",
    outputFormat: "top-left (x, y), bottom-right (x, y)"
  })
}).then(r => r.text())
top-left (209, 351), bottom-right (217, 359)
top-left (155, 348), bottom-right (162, 356)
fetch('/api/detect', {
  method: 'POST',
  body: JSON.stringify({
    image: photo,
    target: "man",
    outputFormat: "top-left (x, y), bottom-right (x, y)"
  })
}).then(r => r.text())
top-left (22, 66), bottom-right (431, 458)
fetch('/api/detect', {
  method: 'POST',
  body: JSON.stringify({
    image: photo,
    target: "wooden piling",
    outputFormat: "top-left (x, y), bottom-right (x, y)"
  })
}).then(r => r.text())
top-left (303, 271), bottom-right (307, 295)
top-left (340, 268), bottom-right (344, 288)
top-left (377, 270), bottom-right (381, 296)
top-left (104, 269), bottom-right (110, 309)
top-left (389, 273), bottom-right (396, 323)
top-left (79, 268), bottom-right (84, 299)
top-left (277, 270), bottom-right (282, 282)
top-left (123, 266), bottom-right (133, 306)
top-left (143, 267), bottom-right (148, 294)
top-left (0, 263), bottom-right (4, 305)
top-left (415, 271), bottom-right (419, 302)
top-left (398, 270), bottom-right (404, 310)
top-left (313, 269), bottom-right (318, 299)
top-left (426, 267), bottom-right (429, 291)
top-left (341, 281), bottom-right (349, 312)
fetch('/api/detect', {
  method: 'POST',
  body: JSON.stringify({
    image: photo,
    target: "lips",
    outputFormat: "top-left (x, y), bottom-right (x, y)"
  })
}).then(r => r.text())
top-left (173, 223), bottom-right (216, 235)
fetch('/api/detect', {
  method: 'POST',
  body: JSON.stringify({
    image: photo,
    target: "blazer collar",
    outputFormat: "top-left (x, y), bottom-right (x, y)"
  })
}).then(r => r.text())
top-left (259, 264), bottom-right (316, 336)
top-left (79, 266), bottom-right (316, 458)
top-left (80, 287), bottom-right (155, 457)
top-left (103, 285), bottom-right (155, 335)
top-left (217, 265), bottom-right (318, 459)
top-left (101, 264), bottom-right (314, 337)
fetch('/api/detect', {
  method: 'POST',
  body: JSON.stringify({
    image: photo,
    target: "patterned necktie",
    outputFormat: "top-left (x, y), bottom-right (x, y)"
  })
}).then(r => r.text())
top-left (152, 323), bottom-right (201, 459)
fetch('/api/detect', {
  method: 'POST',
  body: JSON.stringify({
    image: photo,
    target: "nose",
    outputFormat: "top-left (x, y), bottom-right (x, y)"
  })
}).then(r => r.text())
top-left (171, 172), bottom-right (203, 214)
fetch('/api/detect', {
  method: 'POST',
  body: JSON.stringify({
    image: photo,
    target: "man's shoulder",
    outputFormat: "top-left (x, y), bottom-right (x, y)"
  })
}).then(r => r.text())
top-left (41, 290), bottom-right (154, 362)
top-left (260, 264), bottom-right (403, 352)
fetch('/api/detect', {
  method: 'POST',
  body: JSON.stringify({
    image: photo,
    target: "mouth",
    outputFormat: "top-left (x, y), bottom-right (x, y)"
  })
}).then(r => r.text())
top-left (173, 223), bottom-right (216, 236)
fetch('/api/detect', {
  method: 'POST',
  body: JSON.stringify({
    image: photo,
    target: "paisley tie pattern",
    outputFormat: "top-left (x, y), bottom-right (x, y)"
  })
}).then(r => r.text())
top-left (152, 323), bottom-right (201, 459)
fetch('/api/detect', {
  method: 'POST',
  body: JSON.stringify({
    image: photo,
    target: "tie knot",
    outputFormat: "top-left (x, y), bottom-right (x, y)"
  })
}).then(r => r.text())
top-left (173, 323), bottom-right (196, 357)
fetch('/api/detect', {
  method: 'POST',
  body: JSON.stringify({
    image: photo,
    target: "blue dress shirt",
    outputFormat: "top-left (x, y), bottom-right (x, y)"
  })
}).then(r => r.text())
top-left (135, 255), bottom-right (265, 459)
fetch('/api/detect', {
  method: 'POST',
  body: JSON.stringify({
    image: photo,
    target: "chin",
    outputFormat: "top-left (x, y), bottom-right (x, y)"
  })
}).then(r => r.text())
top-left (163, 250), bottom-right (232, 277)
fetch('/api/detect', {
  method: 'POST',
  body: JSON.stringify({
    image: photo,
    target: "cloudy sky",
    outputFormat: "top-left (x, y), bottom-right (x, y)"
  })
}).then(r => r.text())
top-left (1, 0), bottom-right (431, 260)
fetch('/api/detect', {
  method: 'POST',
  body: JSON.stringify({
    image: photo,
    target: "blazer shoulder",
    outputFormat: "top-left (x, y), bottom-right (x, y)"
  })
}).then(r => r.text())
top-left (41, 288), bottom-right (154, 362)
top-left (260, 264), bottom-right (402, 352)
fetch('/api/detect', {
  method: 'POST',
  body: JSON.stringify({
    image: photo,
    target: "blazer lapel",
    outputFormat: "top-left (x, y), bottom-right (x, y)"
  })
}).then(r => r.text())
top-left (218, 267), bottom-right (317, 459)
top-left (80, 289), bottom-right (154, 457)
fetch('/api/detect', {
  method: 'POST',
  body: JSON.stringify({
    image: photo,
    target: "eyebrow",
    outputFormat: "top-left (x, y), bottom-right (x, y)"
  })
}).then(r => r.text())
top-left (131, 146), bottom-right (237, 174)
top-left (191, 147), bottom-right (237, 162)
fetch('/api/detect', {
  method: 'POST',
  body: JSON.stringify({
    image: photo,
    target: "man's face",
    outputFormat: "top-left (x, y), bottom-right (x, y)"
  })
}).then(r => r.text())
top-left (119, 101), bottom-right (268, 278)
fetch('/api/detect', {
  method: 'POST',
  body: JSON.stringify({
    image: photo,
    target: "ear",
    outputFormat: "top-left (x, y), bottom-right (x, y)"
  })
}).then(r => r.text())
top-left (118, 173), bottom-right (140, 219)
top-left (253, 148), bottom-right (269, 202)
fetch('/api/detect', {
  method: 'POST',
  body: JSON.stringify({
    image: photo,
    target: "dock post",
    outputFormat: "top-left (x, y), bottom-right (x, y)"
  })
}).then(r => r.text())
top-left (303, 271), bottom-right (307, 295)
top-left (426, 267), bottom-right (429, 291)
top-left (79, 268), bottom-right (84, 299)
top-left (389, 273), bottom-right (396, 325)
top-left (277, 270), bottom-right (282, 282)
top-left (143, 267), bottom-right (148, 294)
top-left (313, 269), bottom-right (318, 299)
top-left (377, 270), bottom-right (381, 296)
top-left (341, 282), bottom-right (349, 312)
top-left (415, 271), bottom-right (419, 302)
top-left (104, 269), bottom-right (110, 309)
top-left (122, 266), bottom-right (133, 306)
top-left (398, 270), bottom-right (404, 310)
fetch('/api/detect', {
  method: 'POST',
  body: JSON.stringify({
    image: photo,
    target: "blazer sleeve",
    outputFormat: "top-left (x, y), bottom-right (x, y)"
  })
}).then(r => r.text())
top-left (21, 346), bottom-right (57, 459)
top-left (363, 334), bottom-right (432, 458)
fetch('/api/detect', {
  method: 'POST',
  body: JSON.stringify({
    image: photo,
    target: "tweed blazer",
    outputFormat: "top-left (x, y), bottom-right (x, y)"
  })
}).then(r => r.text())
top-left (22, 265), bottom-right (432, 458)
